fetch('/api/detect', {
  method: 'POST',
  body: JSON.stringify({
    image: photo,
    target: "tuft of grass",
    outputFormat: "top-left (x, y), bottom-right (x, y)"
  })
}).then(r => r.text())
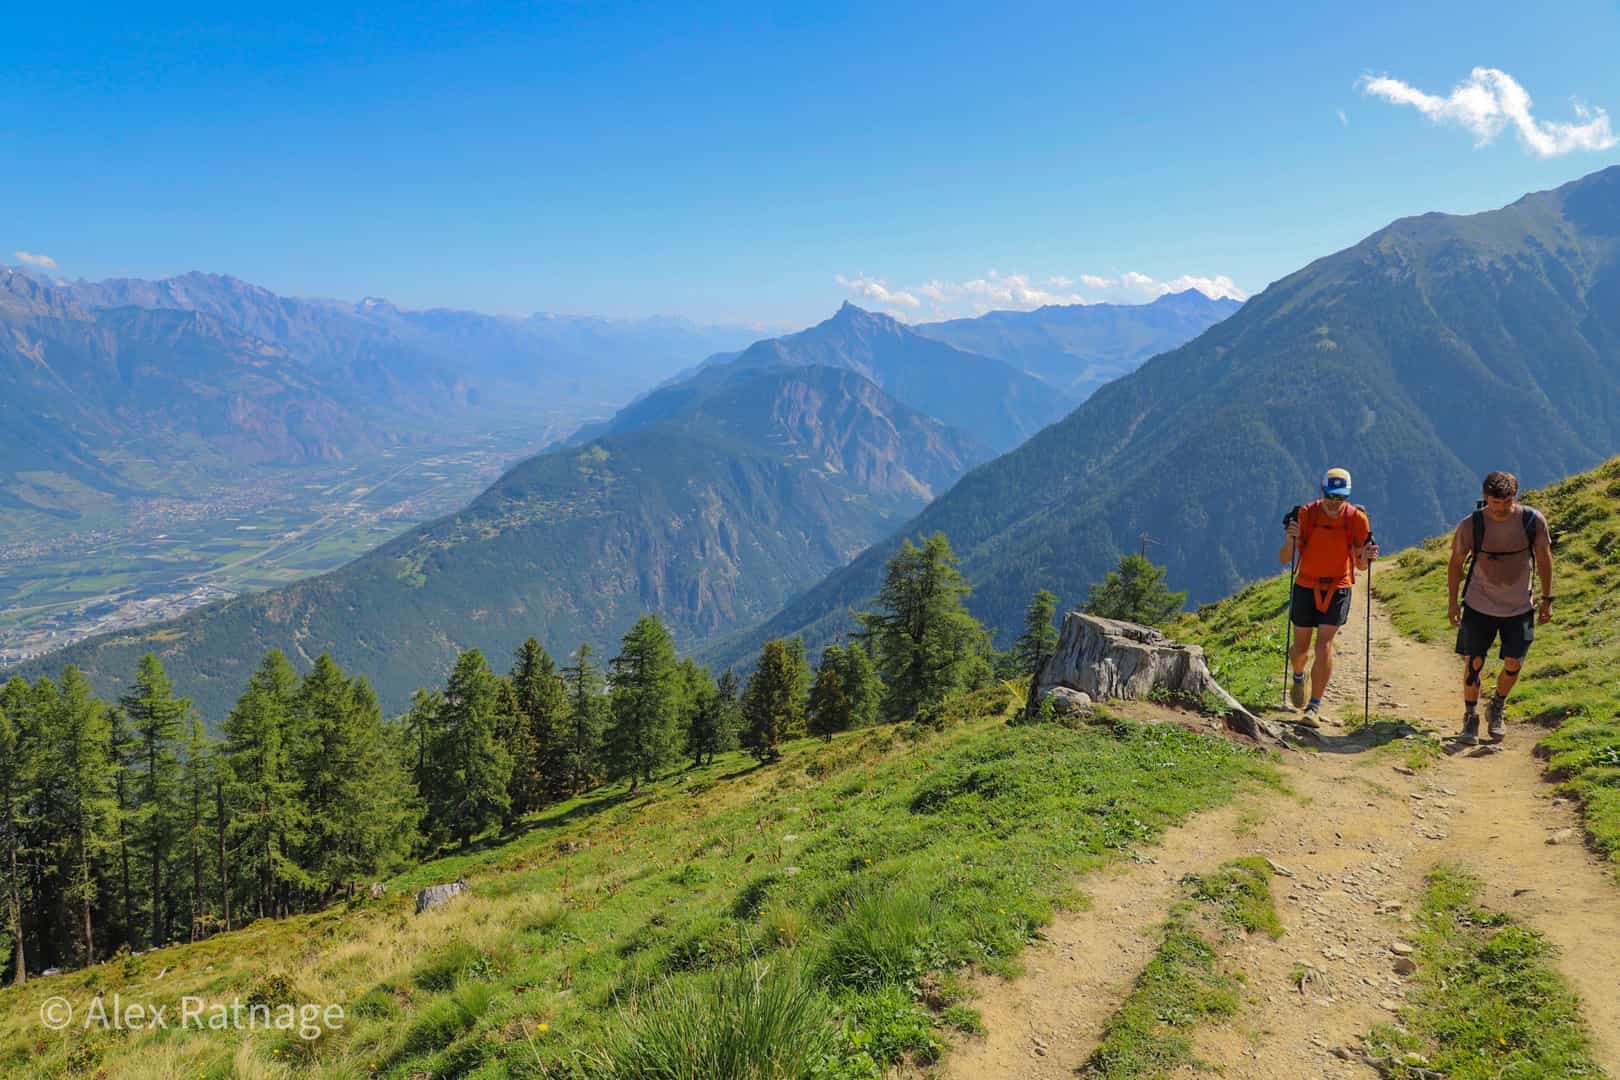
top-left (1362, 866), bottom-right (1601, 1079)
top-left (1185, 857), bottom-right (1284, 939)
top-left (815, 883), bottom-right (937, 991)
top-left (595, 960), bottom-right (838, 1080)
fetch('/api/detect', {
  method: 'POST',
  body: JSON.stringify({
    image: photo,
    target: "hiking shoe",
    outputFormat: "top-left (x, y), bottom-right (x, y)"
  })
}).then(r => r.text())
top-left (1295, 704), bottom-right (1322, 729)
top-left (1458, 713), bottom-right (1480, 746)
top-left (1289, 678), bottom-right (1307, 709)
top-left (1486, 697), bottom-right (1506, 741)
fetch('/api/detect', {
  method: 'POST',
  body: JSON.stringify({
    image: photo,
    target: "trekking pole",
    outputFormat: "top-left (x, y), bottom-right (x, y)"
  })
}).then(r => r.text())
top-left (1281, 507), bottom-right (1301, 705)
top-left (1364, 530), bottom-right (1376, 723)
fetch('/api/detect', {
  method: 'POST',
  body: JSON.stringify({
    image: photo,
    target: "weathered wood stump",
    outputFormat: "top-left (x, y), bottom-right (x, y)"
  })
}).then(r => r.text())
top-left (1035, 612), bottom-right (1278, 741)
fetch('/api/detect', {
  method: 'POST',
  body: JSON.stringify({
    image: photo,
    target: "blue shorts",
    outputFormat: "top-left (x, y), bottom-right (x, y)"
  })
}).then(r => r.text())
top-left (1290, 584), bottom-right (1352, 628)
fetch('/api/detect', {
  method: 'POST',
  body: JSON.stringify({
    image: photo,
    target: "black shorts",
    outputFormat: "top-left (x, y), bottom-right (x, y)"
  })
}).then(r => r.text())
top-left (1290, 584), bottom-right (1352, 628)
top-left (1455, 604), bottom-right (1535, 660)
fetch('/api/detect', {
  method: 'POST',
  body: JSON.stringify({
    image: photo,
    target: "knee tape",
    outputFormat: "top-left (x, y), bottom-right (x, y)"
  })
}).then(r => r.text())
top-left (1465, 658), bottom-right (1485, 687)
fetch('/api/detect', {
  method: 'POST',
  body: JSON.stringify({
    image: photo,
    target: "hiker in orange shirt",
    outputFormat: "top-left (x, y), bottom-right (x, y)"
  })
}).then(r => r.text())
top-left (1278, 467), bottom-right (1378, 727)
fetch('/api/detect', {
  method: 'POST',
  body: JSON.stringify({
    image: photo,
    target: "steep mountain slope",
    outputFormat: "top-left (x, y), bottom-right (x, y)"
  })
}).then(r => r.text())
top-left (16, 365), bottom-right (987, 718)
top-left (915, 289), bottom-right (1242, 398)
top-left (719, 165), bottom-right (1620, 662)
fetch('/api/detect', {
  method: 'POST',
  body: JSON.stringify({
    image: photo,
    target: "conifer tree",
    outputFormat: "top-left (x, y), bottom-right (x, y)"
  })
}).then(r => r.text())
top-left (857, 533), bottom-right (985, 724)
top-left (339, 678), bottom-right (419, 887)
top-left (606, 615), bottom-right (680, 792)
top-left (840, 642), bottom-right (882, 729)
top-left (121, 654), bottom-right (186, 945)
top-left (403, 687), bottom-right (444, 795)
top-left (807, 645), bottom-right (852, 741)
top-left (0, 694), bottom-right (30, 984)
top-left (713, 669), bottom-right (742, 761)
top-left (428, 649), bottom-right (513, 849)
top-left (741, 639), bottom-right (808, 763)
top-left (1083, 553), bottom-right (1186, 627)
top-left (680, 660), bottom-right (724, 766)
top-left (494, 678), bottom-right (539, 826)
top-left (179, 713), bottom-right (213, 941)
top-left (48, 667), bottom-right (115, 964)
top-left (511, 638), bottom-right (569, 807)
top-left (1014, 590), bottom-right (1060, 721)
top-left (562, 643), bottom-right (606, 793)
top-left (105, 702), bottom-right (139, 948)
top-left (221, 650), bottom-right (306, 920)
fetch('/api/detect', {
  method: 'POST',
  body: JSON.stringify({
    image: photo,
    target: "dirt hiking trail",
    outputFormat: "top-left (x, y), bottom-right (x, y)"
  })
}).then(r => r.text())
top-left (941, 579), bottom-right (1620, 1079)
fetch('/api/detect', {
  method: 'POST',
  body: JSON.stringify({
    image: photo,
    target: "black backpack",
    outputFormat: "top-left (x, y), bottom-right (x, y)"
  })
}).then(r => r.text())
top-left (1461, 505), bottom-right (1539, 599)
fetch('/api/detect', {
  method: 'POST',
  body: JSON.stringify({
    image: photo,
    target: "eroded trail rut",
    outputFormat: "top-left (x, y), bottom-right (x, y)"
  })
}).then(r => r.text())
top-left (943, 579), bottom-right (1620, 1078)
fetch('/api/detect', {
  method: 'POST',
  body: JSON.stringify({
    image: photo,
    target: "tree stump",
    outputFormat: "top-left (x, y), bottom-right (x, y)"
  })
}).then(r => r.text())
top-left (1035, 612), bottom-right (1279, 742)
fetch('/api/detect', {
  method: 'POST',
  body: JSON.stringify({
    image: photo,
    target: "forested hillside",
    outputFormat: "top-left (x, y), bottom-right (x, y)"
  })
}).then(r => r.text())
top-left (719, 164), bottom-right (1620, 662)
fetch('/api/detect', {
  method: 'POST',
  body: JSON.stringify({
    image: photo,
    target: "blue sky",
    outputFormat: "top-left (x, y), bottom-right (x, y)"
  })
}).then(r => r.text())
top-left (5, 1), bottom-right (1620, 325)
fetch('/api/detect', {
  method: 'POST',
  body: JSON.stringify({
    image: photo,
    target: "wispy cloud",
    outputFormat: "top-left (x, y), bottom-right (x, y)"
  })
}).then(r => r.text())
top-left (835, 275), bottom-right (920, 312)
top-left (13, 250), bottom-right (57, 270)
top-left (1359, 67), bottom-right (1617, 157)
top-left (837, 269), bottom-right (1247, 321)
top-left (1337, 108), bottom-right (1349, 127)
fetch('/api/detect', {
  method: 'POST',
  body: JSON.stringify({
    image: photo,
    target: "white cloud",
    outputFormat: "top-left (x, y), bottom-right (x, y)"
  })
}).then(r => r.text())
top-left (837, 268), bottom-right (1247, 320)
top-left (14, 250), bottom-right (57, 269)
top-left (1337, 108), bottom-right (1349, 127)
top-left (1359, 67), bottom-right (1617, 157)
top-left (834, 274), bottom-right (920, 309)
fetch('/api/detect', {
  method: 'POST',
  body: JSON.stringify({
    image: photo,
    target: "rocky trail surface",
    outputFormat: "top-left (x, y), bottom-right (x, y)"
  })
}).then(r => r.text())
top-left (941, 579), bottom-right (1620, 1078)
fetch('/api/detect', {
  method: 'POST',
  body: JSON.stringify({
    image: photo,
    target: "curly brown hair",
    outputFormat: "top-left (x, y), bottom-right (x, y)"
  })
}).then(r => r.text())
top-left (1482, 470), bottom-right (1519, 499)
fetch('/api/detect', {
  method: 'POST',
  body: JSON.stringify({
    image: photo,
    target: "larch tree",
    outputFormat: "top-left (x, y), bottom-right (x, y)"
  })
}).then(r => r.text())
top-left (606, 615), bottom-right (681, 792)
top-left (1014, 590), bottom-right (1060, 722)
top-left (221, 650), bottom-right (307, 920)
top-left (121, 653), bottom-right (187, 946)
top-left (428, 649), bottom-right (513, 850)
top-left (562, 643), bottom-right (606, 793)
top-left (857, 533), bottom-right (985, 724)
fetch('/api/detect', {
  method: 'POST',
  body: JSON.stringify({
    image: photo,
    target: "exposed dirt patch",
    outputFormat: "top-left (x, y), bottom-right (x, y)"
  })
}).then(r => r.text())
top-left (940, 578), bottom-right (1620, 1077)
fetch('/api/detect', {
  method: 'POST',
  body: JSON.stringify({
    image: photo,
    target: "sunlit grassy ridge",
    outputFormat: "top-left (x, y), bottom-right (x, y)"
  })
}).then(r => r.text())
top-left (0, 689), bottom-right (1277, 1078)
top-left (1373, 456), bottom-right (1620, 866)
top-left (1173, 457), bottom-right (1620, 867)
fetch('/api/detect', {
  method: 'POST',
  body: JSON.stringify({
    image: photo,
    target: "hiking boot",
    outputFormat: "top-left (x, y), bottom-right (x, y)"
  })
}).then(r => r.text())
top-left (1486, 697), bottom-right (1507, 741)
top-left (1295, 704), bottom-right (1322, 729)
top-left (1458, 712), bottom-right (1480, 746)
top-left (1289, 677), bottom-right (1307, 709)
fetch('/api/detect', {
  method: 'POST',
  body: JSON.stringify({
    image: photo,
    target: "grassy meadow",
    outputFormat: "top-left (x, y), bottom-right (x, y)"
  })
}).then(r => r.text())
top-left (0, 688), bottom-right (1277, 1078)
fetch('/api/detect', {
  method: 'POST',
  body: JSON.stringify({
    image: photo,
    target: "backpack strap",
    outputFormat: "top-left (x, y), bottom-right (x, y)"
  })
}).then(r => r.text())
top-left (1461, 508), bottom-right (1486, 603)
top-left (1521, 507), bottom-right (1538, 549)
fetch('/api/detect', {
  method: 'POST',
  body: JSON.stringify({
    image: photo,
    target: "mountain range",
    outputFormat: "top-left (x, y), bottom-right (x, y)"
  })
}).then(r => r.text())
top-left (0, 269), bottom-right (762, 528)
top-left (714, 164), bottom-right (1620, 666)
top-left (6, 280), bottom-right (1242, 715)
top-left (915, 289), bottom-right (1243, 400)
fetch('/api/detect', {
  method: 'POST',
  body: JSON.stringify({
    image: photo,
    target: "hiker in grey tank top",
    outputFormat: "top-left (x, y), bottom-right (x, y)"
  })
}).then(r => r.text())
top-left (1445, 471), bottom-right (1555, 746)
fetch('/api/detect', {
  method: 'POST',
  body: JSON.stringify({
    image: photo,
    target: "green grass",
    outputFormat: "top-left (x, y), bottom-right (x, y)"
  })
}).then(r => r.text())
top-left (1171, 574), bottom-right (1295, 715)
top-left (1085, 857), bottom-right (1280, 1077)
top-left (1374, 457), bottom-right (1620, 867)
top-left (0, 691), bottom-right (1279, 1079)
top-left (1363, 867), bottom-right (1602, 1079)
